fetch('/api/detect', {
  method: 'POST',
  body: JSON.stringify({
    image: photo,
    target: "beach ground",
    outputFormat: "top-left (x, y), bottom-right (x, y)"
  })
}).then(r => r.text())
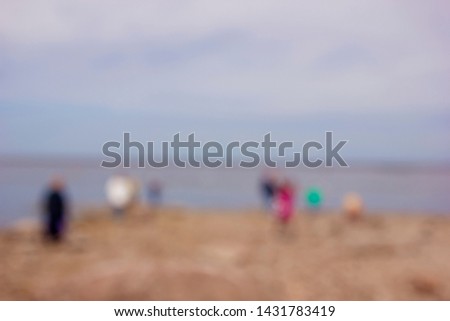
top-left (0, 206), bottom-right (449, 300)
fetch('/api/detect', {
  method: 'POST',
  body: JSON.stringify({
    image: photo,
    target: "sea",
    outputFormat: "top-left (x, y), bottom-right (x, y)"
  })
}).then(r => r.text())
top-left (1, 159), bottom-right (449, 226)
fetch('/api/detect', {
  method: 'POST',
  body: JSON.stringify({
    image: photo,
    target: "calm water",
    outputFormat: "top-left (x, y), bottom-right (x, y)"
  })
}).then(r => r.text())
top-left (1, 163), bottom-right (450, 226)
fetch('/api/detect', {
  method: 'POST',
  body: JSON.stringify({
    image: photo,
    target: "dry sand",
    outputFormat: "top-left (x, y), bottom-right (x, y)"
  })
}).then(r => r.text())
top-left (0, 206), bottom-right (449, 300)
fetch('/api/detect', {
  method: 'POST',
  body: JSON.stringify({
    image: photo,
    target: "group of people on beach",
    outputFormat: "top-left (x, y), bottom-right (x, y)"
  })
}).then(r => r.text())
top-left (41, 175), bottom-right (162, 242)
top-left (260, 174), bottom-right (296, 227)
top-left (41, 171), bottom-right (364, 242)
top-left (260, 172), bottom-right (365, 230)
top-left (104, 174), bottom-right (163, 217)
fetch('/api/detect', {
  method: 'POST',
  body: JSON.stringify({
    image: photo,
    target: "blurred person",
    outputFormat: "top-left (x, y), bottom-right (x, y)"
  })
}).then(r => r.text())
top-left (342, 192), bottom-right (364, 221)
top-left (305, 186), bottom-right (323, 211)
top-left (260, 172), bottom-right (277, 212)
top-left (274, 179), bottom-right (296, 230)
top-left (147, 180), bottom-right (162, 209)
top-left (105, 174), bottom-right (136, 217)
top-left (42, 176), bottom-right (67, 242)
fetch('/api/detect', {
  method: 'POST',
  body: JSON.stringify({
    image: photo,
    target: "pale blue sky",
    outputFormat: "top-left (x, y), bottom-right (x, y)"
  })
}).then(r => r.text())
top-left (0, 0), bottom-right (449, 162)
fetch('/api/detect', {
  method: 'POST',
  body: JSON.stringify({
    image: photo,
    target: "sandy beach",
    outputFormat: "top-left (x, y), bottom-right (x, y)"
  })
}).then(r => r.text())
top-left (0, 207), bottom-right (449, 300)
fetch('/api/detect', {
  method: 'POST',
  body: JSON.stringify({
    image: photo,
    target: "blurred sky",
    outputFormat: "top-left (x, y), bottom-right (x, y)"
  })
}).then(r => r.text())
top-left (0, 0), bottom-right (449, 162)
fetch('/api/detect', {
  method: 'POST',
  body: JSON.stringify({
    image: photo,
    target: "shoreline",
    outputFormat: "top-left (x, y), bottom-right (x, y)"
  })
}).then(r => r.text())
top-left (4, 204), bottom-right (450, 231)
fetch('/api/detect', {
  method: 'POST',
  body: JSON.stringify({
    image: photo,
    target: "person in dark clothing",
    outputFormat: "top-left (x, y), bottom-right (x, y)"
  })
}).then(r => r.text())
top-left (260, 173), bottom-right (277, 211)
top-left (43, 177), bottom-right (67, 242)
top-left (147, 180), bottom-right (162, 206)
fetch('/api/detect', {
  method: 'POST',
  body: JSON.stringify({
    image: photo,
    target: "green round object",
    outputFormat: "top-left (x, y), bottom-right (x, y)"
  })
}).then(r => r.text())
top-left (306, 187), bottom-right (323, 208)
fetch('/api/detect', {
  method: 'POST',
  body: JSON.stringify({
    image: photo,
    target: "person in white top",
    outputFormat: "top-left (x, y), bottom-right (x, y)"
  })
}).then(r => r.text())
top-left (105, 174), bottom-right (136, 217)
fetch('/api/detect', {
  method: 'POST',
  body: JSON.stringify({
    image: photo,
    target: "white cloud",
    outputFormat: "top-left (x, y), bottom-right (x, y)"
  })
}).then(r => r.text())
top-left (0, 0), bottom-right (448, 114)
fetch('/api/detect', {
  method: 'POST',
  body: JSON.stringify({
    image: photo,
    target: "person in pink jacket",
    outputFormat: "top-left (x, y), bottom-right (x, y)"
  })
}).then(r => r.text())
top-left (275, 179), bottom-right (296, 229)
